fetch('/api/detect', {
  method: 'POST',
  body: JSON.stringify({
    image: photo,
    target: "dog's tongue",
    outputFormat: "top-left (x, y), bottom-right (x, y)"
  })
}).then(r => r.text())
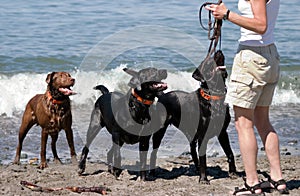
top-left (59, 88), bottom-right (76, 95)
top-left (154, 83), bottom-right (167, 89)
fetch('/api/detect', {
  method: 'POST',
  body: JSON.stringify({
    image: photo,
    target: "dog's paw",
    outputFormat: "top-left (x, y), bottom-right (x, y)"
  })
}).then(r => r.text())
top-left (77, 168), bottom-right (85, 175)
top-left (78, 157), bottom-right (87, 175)
top-left (199, 176), bottom-right (210, 185)
top-left (70, 155), bottom-right (77, 164)
top-left (229, 171), bottom-right (239, 179)
top-left (107, 165), bottom-right (113, 174)
top-left (77, 163), bottom-right (86, 175)
top-left (13, 160), bottom-right (20, 165)
top-left (38, 162), bottom-right (48, 169)
top-left (112, 168), bottom-right (122, 179)
top-left (53, 158), bottom-right (63, 165)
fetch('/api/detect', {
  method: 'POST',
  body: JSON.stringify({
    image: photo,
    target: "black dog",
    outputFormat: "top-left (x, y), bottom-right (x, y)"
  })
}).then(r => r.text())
top-left (78, 67), bottom-right (168, 180)
top-left (151, 50), bottom-right (236, 183)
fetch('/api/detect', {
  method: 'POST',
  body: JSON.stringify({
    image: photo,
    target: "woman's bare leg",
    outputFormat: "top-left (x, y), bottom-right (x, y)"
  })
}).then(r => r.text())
top-left (234, 106), bottom-right (261, 194)
top-left (254, 106), bottom-right (286, 190)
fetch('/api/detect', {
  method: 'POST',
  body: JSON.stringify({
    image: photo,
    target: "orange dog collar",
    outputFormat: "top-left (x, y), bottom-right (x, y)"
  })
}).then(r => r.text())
top-left (200, 88), bottom-right (224, 101)
top-left (47, 91), bottom-right (63, 105)
top-left (131, 89), bottom-right (154, 105)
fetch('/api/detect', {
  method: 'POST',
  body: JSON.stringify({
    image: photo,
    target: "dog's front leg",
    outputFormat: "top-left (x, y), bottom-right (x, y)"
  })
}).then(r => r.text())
top-left (139, 136), bottom-right (151, 181)
top-left (190, 139), bottom-right (200, 172)
top-left (64, 127), bottom-right (77, 163)
top-left (198, 138), bottom-right (209, 184)
top-left (39, 129), bottom-right (49, 169)
top-left (50, 133), bottom-right (62, 164)
top-left (198, 154), bottom-right (209, 184)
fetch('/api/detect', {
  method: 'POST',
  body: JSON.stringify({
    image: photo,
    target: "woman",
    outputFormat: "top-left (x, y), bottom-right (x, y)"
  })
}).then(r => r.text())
top-left (206, 0), bottom-right (289, 195)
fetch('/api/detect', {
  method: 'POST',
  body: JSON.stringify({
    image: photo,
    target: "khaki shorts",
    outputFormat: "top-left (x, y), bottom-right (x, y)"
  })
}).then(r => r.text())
top-left (225, 44), bottom-right (280, 109)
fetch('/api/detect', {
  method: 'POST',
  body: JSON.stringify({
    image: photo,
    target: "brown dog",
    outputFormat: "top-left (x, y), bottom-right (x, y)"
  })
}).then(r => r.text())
top-left (13, 72), bottom-right (77, 169)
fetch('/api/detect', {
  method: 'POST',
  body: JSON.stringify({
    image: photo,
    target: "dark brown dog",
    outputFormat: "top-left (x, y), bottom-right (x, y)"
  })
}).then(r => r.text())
top-left (13, 72), bottom-right (77, 169)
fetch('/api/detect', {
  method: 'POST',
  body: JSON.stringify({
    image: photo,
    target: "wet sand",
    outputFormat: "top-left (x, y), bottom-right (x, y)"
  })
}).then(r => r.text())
top-left (0, 155), bottom-right (299, 195)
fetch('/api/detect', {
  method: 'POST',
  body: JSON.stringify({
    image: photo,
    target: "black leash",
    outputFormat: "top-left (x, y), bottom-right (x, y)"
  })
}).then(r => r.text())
top-left (199, 0), bottom-right (223, 57)
top-left (196, 0), bottom-right (227, 83)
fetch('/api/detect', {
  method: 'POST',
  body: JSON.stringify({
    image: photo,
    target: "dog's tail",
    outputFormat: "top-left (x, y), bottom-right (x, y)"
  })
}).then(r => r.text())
top-left (93, 85), bottom-right (109, 95)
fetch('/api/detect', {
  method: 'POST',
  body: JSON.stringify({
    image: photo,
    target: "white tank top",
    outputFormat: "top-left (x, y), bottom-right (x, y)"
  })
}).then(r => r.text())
top-left (238, 0), bottom-right (280, 46)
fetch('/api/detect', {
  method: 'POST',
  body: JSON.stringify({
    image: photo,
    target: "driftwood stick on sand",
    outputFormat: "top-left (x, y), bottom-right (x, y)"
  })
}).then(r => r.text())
top-left (20, 180), bottom-right (110, 194)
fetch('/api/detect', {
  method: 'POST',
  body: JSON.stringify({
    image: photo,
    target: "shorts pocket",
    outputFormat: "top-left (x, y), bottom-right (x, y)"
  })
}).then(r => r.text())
top-left (241, 50), bottom-right (268, 68)
top-left (240, 50), bottom-right (270, 85)
top-left (229, 73), bottom-right (257, 102)
top-left (230, 74), bottom-right (253, 86)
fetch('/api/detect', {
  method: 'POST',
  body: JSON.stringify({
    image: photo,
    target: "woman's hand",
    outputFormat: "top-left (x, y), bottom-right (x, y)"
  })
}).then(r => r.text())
top-left (205, 0), bottom-right (267, 34)
top-left (205, 3), bottom-right (228, 20)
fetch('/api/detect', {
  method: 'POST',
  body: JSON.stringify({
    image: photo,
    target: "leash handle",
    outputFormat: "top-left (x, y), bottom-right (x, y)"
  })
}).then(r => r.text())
top-left (199, 0), bottom-right (222, 30)
top-left (199, 0), bottom-right (223, 57)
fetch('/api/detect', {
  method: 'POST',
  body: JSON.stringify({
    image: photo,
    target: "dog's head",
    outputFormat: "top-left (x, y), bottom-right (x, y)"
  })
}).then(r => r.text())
top-left (192, 50), bottom-right (228, 93)
top-left (124, 67), bottom-right (168, 96)
top-left (123, 67), bottom-right (168, 124)
top-left (46, 72), bottom-right (76, 99)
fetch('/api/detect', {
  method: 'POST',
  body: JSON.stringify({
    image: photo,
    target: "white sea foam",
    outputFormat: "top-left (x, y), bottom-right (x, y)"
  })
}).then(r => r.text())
top-left (272, 88), bottom-right (300, 105)
top-left (0, 65), bottom-right (299, 116)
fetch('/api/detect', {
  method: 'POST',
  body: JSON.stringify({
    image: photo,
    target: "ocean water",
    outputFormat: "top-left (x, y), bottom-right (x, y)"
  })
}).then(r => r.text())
top-left (0, 0), bottom-right (299, 165)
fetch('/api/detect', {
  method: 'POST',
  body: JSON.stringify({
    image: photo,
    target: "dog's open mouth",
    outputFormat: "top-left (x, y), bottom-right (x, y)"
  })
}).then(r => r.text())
top-left (152, 82), bottom-right (168, 91)
top-left (59, 87), bottom-right (76, 96)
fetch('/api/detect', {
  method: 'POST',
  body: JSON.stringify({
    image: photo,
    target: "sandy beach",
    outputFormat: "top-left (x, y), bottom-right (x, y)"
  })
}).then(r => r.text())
top-left (1, 0), bottom-right (299, 195)
top-left (0, 155), bottom-right (299, 196)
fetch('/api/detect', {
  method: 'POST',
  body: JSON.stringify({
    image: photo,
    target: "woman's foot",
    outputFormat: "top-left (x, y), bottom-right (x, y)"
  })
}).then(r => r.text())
top-left (231, 180), bottom-right (265, 195)
top-left (268, 178), bottom-right (289, 194)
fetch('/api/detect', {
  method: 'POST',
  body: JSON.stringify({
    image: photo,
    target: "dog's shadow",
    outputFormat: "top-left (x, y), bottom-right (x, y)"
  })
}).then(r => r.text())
top-left (286, 180), bottom-right (300, 191)
top-left (126, 160), bottom-right (241, 182)
top-left (80, 169), bottom-right (106, 176)
top-left (82, 161), bottom-right (235, 182)
top-left (80, 162), bottom-right (300, 191)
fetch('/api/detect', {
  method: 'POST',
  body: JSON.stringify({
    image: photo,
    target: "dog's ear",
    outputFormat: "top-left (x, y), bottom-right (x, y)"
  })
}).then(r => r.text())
top-left (193, 56), bottom-right (208, 82)
top-left (159, 69), bottom-right (168, 80)
top-left (127, 77), bottom-right (141, 90)
top-left (123, 68), bottom-right (142, 90)
top-left (193, 56), bottom-right (217, 82)
top-left (46, 72), bottom-right (56, 84)
top-left (123, 68), bottom-right (138, 77)
top-left (192, 66), bottom-right (205, 82)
